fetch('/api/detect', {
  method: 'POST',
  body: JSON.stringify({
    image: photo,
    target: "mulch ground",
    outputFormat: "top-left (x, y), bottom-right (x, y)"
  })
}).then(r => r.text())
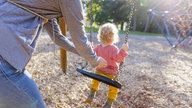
top-left (26, 32), bottom-right (192, 108)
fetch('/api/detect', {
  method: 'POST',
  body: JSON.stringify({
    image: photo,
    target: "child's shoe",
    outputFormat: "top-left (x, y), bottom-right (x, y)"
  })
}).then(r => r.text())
top-left (103, 98), bottom-right (114, 108)
top-left (85, 88), bottom-right (97, 104)
top-left (85, 94), bottom-right (94, 104)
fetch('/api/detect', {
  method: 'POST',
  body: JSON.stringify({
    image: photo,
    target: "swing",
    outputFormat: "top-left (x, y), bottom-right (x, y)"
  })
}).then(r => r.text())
top-left (76, 0), bottom-right (135, 89)
top-left (76, 68), bottom-right (122, 89)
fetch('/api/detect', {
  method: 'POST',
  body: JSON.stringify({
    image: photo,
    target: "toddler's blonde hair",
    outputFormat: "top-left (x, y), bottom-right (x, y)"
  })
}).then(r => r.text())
top-left (97, 23), bottom-right (119, 44)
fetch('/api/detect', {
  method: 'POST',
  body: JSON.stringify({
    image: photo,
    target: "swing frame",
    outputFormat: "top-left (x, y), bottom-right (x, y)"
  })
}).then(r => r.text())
top-left (145, 0), bottom-right (192, 48)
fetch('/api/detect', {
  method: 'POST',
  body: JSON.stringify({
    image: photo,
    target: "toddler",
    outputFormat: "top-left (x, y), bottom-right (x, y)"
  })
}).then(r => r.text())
top-left (86, 23), bottom-right (129, 108)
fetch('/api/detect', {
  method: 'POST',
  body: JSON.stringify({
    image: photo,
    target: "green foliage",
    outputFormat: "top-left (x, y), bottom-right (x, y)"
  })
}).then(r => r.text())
top-left (83, 0), bottom-right (187, 34)
top-left (85, 0), bottom-right (136, 26)
top-left (85, 26), bottom-right (98, 33)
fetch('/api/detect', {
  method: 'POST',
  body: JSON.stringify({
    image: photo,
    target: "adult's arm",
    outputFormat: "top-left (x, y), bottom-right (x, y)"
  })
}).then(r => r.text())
top-left (59, 0), bottom-right (100, 67)
top-left (44, 19), bottom-right (79, 55)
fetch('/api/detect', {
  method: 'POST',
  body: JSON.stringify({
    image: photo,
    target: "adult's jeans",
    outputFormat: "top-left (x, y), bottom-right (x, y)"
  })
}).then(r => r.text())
top-left (0, 56), bottom-right (46, 108)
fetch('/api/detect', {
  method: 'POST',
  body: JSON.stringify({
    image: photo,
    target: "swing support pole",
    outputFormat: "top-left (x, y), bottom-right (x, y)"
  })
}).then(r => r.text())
top-left (59, 18), bottom-right (67, 73)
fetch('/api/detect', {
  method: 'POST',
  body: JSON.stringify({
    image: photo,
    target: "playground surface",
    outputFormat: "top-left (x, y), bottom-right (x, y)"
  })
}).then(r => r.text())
top-left (26, 32), bottom-right (192, 108)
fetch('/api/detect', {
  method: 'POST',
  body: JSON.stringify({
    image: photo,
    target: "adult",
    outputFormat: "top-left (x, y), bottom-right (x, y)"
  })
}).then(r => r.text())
top-left (0, 0), bottom-right (107, 108)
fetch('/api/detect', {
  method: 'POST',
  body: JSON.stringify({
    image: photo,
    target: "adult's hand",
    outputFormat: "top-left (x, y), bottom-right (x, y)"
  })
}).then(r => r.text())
top-left (96, 57), bottom-right (107, 68)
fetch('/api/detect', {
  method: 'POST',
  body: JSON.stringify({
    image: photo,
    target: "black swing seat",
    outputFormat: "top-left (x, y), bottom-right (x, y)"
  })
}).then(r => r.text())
top-left (76, 68), bottom-right (122, 89)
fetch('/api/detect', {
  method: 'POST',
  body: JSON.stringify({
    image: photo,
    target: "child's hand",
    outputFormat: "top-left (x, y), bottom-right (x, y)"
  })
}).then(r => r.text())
top-left (97, 57), bottom-right (107, 68)
top-left (121, 43), bottom-right (129, 51)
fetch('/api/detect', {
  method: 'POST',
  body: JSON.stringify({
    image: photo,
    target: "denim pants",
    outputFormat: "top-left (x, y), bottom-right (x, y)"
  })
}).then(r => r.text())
top-left (0, 56), bottom-right (46, 108)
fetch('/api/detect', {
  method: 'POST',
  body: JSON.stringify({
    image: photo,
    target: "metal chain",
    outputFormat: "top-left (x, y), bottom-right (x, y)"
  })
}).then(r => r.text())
top-left (124, 0), bottom-right (136, 44)
top-left (89, 0), bottom-right (93, 43)
top-left (117, 0), bottom-right (136, 78)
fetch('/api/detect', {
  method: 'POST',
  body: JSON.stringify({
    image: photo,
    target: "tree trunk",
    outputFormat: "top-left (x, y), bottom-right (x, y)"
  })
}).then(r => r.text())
top-left (121, 22), bottom-right (124, 31)
top-left (133, 15), bottom-right (137, 31)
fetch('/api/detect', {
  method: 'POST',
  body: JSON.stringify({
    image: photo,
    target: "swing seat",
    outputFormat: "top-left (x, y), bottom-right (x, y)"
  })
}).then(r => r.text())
top-left (76, 68), bottom-right (122, 89)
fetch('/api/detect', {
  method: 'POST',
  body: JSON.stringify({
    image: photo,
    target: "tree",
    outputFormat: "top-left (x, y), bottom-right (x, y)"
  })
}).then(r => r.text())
top-left (85, 0), bottom-right (138, 30)
top-left (84, 0), bottom-right (176, 33)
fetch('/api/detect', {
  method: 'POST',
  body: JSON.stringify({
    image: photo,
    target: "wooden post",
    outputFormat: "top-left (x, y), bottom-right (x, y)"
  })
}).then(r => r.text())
top-left (59, 18), bottom-right (67, 73)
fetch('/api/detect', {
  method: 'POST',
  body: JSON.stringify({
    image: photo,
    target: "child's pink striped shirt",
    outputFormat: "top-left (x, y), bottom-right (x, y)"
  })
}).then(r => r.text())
top-left (94, 44), bottom-right (128, 75)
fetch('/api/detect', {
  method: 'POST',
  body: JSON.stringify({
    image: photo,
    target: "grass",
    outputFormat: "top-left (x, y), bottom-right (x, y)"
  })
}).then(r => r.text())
top-left (85, 26), bottom-right (162, 37)
top-left (128, 31), bottom-right (162, 36)
top-left (85, 26), bottom-right (98, 33)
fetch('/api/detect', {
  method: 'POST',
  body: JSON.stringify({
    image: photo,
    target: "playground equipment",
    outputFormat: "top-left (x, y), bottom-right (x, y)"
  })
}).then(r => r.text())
top-left (76, 68), bottom-right (122, 88)
top-left (145, 0), bottom-right (192, 48)
top-left (59, 18), bottom-right (67, 73)
top-left (76, 0), bottom-right (135, 89)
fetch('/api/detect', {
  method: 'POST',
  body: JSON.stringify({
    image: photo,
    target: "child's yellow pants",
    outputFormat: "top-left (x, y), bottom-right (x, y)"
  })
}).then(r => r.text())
top-left (90, 70), bottom-right (119, 100)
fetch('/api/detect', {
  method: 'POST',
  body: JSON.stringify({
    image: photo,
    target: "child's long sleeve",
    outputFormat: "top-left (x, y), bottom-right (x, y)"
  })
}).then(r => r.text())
top-left (112, 49), bottom-right (128, 63)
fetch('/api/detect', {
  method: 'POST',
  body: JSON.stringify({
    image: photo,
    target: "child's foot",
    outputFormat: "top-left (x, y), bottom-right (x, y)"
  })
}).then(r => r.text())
top-left (103, 104), bottom-right (112, 108)
top-left (85, 98), bottom-right (93, 104)
top-left (103, 98), bottom-right (114, 108)
top-left (85, 94), bottom-right (94, 104)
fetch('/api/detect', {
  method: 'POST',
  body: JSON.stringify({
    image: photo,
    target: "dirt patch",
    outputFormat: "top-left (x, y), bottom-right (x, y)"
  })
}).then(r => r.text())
top-left (26, 33), bottom-right (192, 108)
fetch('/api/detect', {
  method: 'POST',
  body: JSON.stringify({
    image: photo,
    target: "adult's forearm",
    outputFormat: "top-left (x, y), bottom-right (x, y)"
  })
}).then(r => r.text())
top-left (44, 19), bottom-right (79, 55)
top-left (60, 0), bottom-right (99, 67)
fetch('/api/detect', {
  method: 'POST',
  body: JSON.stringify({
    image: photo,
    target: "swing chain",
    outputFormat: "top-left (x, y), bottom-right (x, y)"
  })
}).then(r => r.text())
top-left (118, 0), bottom-right (135, 72)
top-left (125, 0), bottom-right (136, 43)
top-left (114, 0), bottom-right (136, 82)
